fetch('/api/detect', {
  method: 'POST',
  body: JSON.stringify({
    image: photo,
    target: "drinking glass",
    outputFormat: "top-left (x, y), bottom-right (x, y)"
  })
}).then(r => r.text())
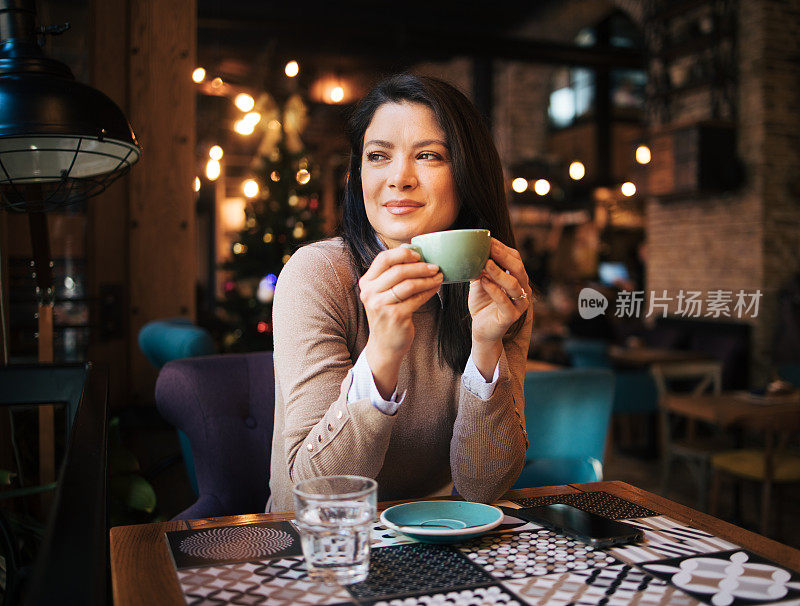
top-left (292, 475), bottom-right (377, 585)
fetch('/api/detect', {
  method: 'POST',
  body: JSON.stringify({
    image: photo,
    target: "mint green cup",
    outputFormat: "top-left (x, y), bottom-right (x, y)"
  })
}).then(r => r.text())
top-left (403, 229), bottom-right (490, 284)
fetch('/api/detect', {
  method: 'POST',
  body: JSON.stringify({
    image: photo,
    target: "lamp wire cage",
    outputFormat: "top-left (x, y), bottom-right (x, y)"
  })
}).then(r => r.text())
top-left (0, 135), bottom-right (138, 213)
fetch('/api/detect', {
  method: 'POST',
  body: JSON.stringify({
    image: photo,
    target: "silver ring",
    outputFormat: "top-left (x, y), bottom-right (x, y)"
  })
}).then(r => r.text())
top-left (509, 291), bottom-right (528, 302)
top-left (389, 286), bottom-right (403, 303)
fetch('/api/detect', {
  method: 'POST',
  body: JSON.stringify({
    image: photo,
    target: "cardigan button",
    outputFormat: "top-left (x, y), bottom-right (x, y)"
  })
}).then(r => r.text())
top-left (336, 409), bottom-right (343, 419)
top-left (306, 443), bottom-right (313, 451)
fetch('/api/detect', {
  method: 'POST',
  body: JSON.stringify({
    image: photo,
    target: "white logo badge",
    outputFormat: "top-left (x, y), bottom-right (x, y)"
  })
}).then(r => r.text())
top-left (578, 287), bottom-right (608, 319)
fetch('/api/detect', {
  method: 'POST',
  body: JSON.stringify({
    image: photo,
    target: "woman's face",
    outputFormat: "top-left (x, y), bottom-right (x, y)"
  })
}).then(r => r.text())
top-left (361, 102), bottom-right (459, 249)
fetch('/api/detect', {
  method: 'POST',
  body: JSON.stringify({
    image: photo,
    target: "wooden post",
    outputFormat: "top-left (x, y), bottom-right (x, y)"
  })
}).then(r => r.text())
top-left (127, 0), bottom-right (197, 405)
top-left (90, 0), bottom-right (197, 407)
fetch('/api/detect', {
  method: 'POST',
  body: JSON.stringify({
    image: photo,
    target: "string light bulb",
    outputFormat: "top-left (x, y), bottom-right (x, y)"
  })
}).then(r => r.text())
top-left (330, 86), bottom-right (344, 103)
top-left (206, 159), bottom-right (221, 181)
top-left (285, 60), bottom-right (299, 77)
top-left (209, 145), bottom-right (223, 160)
top-left (569, 161), bottom-right (585, 180)
top-left (533, 179), bottom-right (551, 196)
top-left (234, 119), bottom-right (255, 135)
top-left (243, 179), bottom-right (259, 198)
top-left (621, 181), bottom-right (637, 196)
top-left (511, 178), bottom-right (528, 193)
top-left (635, 145), bottom-right (651, 164)
top-left (235, 93), bottom-right (255, 112)
top-left (296, 169), bottom-right (311, 185)
top-left (192, 67), bottom-right (206, 83)
top-left (194, 176), bottom-right (201, 192)
top-left (243, 111), bottom-right (261, 126)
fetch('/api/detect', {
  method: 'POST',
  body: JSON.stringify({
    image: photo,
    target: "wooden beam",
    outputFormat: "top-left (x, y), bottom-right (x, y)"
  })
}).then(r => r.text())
top-left (128, 0), bottom-right (197, 404)
top-left (198, 17), bottom-right (645, 69)
top-left (89, 0), bottom-right (131, 411)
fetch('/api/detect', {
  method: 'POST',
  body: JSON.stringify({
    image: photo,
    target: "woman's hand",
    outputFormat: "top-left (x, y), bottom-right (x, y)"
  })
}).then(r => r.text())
top-left (360, 247), bottom-right (443, 398)
top-left (468, 238), bottom-right (532, 379)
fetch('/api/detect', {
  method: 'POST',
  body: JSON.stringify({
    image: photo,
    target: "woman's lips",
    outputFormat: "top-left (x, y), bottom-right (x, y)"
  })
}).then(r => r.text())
top-left (385, 200), bottom-right (423, 215)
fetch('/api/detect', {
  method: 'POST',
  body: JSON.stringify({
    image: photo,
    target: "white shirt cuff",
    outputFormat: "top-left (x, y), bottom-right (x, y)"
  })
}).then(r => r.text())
top-left (462, 353), bottom-right (500, 400)
top-left (347, 350), bottom-right (404, 415)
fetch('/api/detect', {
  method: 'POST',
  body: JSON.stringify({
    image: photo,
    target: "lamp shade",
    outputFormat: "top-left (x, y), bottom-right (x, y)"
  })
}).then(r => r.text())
top-left (0, 0), bottom-right (141, 212)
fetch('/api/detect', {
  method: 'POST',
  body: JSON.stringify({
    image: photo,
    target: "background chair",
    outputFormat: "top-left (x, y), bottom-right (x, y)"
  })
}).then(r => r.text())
top-left (512, 368), bottom-right (614, 489)
top-left (709, 408), bottom-right (800, 537)
top-left (155, 352), bottom-right (275, 519)
top-left (563, 337), bottom-right (659, 454)
top-left (651, 360), bottom-right (725, 510)
top-left (138, 318), bottom-right (216, 494)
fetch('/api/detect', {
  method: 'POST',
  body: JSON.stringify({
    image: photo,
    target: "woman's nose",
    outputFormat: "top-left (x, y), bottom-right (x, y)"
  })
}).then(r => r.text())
top-left (388, 158), bottom-right (417, 190)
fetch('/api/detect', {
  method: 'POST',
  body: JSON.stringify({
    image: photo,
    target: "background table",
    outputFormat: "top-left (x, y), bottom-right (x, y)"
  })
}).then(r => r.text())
top-left (110, 480), bottom-right (800, 605)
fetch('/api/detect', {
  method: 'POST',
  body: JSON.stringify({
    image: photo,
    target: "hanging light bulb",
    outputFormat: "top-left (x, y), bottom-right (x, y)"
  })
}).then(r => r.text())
top-left (194, 176), bottom-right (201, 192)
top-left (206, 159), bottom-right (221, 181)
top-left (296, 169), bottom-right (311, 185)
top-left (285, 60), bottom-right (299, 78)
top-left (234, 93), bottom-right (255, 112)
top-left (533, 179), bottom-right (551, 196)
top-left (621, 182), bottom-right (637, 196)
top-left (635, 145), bottom-right (651, 164)
top-left (569, 161), bottom-right (585, 180)
top-left (209, 145), bottom-right (223, 160)
top-left (511, 178), bottom-right (528, 193)
top-left (243, 179), bottom-right (259, 198)
top-left (329, 86), bottom-right (344, 103)
top-left (234, 119), bottom-right (255, 135)
top-left (192, 67), bottom-right (206, 83)
top-left (243, 111), bottom-right (261, 126)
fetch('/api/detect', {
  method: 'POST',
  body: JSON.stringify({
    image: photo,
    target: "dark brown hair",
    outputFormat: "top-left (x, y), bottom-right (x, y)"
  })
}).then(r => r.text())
top-left (340, 73), bottom-right (523, 373)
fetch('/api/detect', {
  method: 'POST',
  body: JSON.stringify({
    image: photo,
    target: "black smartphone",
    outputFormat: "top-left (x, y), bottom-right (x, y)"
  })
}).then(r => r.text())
top-left (508, 504), bottom-right (644, 548)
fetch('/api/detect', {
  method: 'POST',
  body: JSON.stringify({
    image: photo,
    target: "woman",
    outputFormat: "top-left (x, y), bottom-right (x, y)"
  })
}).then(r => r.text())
top-left (268, 74), bottom-right (533, 511)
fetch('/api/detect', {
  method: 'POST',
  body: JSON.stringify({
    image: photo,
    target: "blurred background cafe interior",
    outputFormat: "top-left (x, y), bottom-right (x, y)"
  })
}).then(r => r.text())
top-left (1, 0), bottom-right (799, 601)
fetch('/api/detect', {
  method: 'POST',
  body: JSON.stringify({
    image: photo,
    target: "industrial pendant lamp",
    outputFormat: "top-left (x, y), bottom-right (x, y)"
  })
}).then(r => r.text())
top-left (0, 0), bottom-right (141, 212)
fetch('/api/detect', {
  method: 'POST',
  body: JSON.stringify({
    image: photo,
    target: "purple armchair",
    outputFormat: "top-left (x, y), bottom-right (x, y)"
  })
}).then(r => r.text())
top-left (155, 352), bottom-right (275, 520)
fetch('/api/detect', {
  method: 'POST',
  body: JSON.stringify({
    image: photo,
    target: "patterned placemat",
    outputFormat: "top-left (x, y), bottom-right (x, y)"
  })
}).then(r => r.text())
top-left (458, 529), bottom-right (620, 580)
top-left (176, 557), bottom-right (353, 606)
top-left (360, 584), bottom-right (524, 606)
top-left (347, 543), bottom-right (493, 601)
top-left (642, 549), bottom-right (800, 606)
top-left (510, 491), bottom-right (658, 519)
top-left (501, 562), bottom-right (701, 605)
top-left (167, 521), bottom-right (302, 569)
top-left (609, 516), bottom-right (738, 565)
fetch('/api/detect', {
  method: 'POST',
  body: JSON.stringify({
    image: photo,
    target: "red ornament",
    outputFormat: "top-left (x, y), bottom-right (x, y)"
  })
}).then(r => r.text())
top-left (309, 199), bottom-right (319, 210)
top-left (224, 281), bottom-right (236, 292)
top-left (257, 321), bottom-right (268, 333)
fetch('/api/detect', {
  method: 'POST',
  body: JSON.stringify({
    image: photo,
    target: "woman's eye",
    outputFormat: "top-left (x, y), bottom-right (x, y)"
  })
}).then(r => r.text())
top-left (418, 152), bottom-right (443, 161)
top-left (366, 152), bottom-right (386, 162)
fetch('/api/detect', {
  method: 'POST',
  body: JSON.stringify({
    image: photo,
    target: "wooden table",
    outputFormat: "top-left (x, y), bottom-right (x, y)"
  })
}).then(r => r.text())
top-left (110, 481), bottom-right (800, 605)
top-left (661, 391), bottom-right (800, 429)
top-left (609, 345), bottom-right (715, 369)
top-left (525, 358), bottom-right (564, 372)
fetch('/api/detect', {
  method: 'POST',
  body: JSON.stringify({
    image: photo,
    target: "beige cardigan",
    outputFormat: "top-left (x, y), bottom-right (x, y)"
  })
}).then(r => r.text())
top-left (268, 238), bottom-right (531, 511)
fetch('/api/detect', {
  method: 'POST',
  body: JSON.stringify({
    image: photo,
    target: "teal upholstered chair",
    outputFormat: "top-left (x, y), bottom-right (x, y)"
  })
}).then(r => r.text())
top-left (563, 338), bottom-right (658, 416)
top-left (512, 368), bottom-right (615, 488)
top-left (563, 338), bottom-right (612, 369)
top-left (138, 318), bottom-right (216, 495)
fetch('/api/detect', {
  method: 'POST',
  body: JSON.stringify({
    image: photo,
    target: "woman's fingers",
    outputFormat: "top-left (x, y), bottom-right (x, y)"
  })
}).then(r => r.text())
top-left (371, 260), bottom-right (441, 296)
top-left (479, 275), bottom-right (519, 318)
top-left (488, 238), bottom-right (531, 297)
top-left (392, 283), bottom-right (441, 312)
top-left (383, 273), bottom-right (443, 304)
top-left (483, 259), bottom-right (524, 299)
top-left (363, 246), bottom-right (420, 280)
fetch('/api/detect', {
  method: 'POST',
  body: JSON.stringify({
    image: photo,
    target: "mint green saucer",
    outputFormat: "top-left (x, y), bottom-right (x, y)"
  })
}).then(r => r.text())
top-left (380, 501), bottom-right (503, 544)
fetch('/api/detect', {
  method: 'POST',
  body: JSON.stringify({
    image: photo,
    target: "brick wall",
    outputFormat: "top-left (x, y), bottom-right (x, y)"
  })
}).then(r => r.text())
top-left (647, 0), bottom-right (800, 383)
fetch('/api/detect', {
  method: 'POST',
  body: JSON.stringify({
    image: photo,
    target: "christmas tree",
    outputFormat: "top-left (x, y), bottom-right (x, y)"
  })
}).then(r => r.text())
top-left (217, 93), bottom-right (326, 351)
